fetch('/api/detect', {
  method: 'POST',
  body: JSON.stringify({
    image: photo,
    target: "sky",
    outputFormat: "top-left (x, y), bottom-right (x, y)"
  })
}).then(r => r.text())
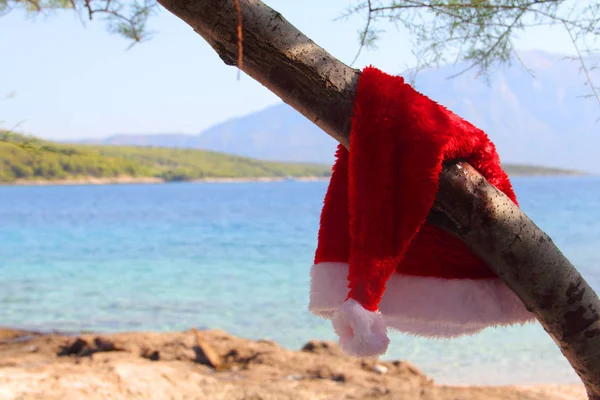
top-left (0, 1), bottom-right (580, 140)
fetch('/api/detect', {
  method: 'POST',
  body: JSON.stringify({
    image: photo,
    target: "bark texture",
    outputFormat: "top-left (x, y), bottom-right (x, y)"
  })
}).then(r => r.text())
top-left (156, 0), bottom-right (600, 397)
top-left (157, 0), bottom-right (357, 146)
top-left (433, 163), bottom-right (600, 398)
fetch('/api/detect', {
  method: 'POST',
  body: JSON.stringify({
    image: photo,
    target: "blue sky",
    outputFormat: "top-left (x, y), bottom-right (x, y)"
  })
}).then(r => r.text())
top-left (0, 1), bottom-right (578, 140)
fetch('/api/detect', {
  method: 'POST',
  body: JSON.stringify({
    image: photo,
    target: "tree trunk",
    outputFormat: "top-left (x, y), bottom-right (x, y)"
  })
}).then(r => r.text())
top-left (156, 0), bottom-right (600, 397)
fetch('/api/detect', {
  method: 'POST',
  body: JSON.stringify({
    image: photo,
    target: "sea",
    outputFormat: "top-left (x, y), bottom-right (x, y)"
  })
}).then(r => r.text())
top-left (1, 176), bottom-right (599, 385)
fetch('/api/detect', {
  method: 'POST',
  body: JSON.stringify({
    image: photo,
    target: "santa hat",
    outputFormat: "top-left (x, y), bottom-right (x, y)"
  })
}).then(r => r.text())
top-left (309, 66), bottom-right (534, 358)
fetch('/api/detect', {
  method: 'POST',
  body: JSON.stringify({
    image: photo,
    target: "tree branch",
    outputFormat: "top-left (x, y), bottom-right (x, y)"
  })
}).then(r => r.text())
top-left (6, 0), bottom-right (157, 43)
top-left (346, 0), bottom-right (599, 97)
top-left (349, 0), bottom-right (374, 66)
top-left (155, 0), bottom-right (600, 397)
top-left (432, 162), bottom-right (600, 398)
top-left (563, 21), bottom-right (600, 106)
top-left (157, 0), bottom-right (357, 146)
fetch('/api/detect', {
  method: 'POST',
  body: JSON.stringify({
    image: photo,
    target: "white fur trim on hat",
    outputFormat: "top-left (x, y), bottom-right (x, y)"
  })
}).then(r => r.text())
top-left (308, 262), bottom-right (534, 338)
top-left (309, 262), bottom-right (349, 318)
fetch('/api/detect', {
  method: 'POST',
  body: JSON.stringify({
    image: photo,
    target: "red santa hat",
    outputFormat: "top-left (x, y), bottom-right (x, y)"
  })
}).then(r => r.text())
top-left (309, 66), bottom-right (534, 357)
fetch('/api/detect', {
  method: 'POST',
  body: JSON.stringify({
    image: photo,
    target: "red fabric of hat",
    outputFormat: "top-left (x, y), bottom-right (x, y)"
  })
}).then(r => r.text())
top-left (309, 66), bottom-right (534, 357)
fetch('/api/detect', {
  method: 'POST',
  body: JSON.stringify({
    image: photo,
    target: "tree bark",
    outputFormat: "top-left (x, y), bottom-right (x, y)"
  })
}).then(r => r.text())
top-left (156, 0), bottom-right (600, 397)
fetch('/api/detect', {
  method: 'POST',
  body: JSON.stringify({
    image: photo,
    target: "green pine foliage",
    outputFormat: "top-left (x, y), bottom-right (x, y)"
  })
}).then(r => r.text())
top-left (0, 132), bottom-right (332, 183)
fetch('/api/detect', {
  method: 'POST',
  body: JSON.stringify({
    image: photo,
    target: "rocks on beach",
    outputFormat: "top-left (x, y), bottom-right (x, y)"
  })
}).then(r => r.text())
top-left (0, 328), bottom-right (586, 400)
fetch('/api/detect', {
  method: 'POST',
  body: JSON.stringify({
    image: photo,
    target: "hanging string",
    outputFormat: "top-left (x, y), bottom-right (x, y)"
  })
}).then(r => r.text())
top-left (233, 0), bottom-right (243, 80)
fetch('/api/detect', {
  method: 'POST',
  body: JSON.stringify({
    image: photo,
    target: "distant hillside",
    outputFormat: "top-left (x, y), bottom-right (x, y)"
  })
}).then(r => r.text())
top-left (3, 132), bottom-right (583, 186)
top-left (502, 164), bottom-right (582, 176)
top-left (0, 133), bottom-right (331, 183)
top-left (78, 51), bottom-right (599, 173)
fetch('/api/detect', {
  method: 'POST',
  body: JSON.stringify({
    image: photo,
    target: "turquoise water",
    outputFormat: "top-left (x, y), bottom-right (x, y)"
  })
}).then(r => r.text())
top-left (1, 177), bottom-right (599, 385)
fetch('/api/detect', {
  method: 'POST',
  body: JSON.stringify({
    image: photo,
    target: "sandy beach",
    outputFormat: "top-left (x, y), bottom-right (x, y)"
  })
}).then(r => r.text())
top-left (0, 328), bottom-right (585, 400)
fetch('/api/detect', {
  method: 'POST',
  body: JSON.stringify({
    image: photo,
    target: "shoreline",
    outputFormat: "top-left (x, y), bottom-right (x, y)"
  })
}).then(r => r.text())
top-left (0, 328), bottom-right (586, 400)
top-left (0, 172), bottom-right (593, 187)
top-left (0, 175), bottom-right (331, 187)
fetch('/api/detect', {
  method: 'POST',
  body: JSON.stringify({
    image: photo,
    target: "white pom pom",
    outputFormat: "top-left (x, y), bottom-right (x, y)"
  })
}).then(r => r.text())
top-left (331, 299), bottom-right (390, 357)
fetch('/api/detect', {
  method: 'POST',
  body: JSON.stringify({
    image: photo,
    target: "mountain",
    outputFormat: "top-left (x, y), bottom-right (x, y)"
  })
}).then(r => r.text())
top-left (192, 105), bottom-right (336, 164)
top-left (412, 51), bottom-right (600, 174)
top-left (77, 133), bottom-right (202, 148)
top-left (83, 105), bottom-right (336, 164)
top-left (77, 51), bottom-right (600, 173)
